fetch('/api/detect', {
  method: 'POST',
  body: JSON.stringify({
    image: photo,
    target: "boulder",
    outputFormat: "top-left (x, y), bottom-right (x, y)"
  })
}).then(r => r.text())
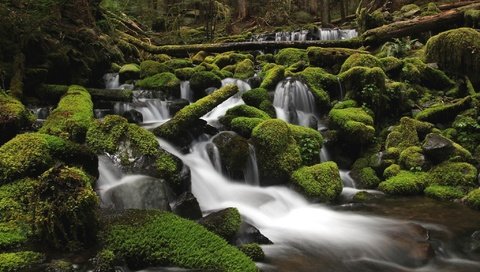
top-left (172, 192), bottom-right (203, 220)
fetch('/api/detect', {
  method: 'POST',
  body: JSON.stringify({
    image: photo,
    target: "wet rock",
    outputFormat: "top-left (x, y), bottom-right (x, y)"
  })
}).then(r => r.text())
top-left (235, 222), bottom-right (273, 246)
top-left (122, 109), bottom-right (143, 124)
top-left (198, 207), bottom-right (242, 242)
top-left (168, 99), bottom-right (190, 116)
top-left (422, 133), bottom-right (455, 163)
top-left (172, 192), bottom-right (202, 220)
top-left (212, 132), bottom-right (250, 180)
top-left (247, 76), bottom-right (262, 89)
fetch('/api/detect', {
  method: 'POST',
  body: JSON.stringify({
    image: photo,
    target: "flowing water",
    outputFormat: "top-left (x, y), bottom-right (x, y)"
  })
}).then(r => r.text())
top-left (251, 28), bottom-right (358, 42)
top-left (180, 81), bottom-right (192, 102)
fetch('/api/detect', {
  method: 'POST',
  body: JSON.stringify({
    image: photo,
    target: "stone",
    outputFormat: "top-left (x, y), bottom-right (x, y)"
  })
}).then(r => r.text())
top-left (172, 192), bottom-right (202, 220)
top-left (422, 133), bottom-right (455, 163)
top-left (122, 109), bottom-right (143, 124)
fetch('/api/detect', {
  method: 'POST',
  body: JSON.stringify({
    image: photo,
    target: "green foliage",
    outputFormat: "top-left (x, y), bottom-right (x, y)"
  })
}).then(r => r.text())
top-left (140, 60), bottom-right (170, 78)
top-left (400, 57), bottom-right (454, 90)
top-left (39, 85), bottom-right (94, 143)
top-left (104, 210), bottom-right (256, 271)
top-left (136, 72), bottom-right (181, 97)
top-left (199, 208), bottom-right (242, 241)
top-left (379, 38), bottom-right (418, 58)
top-left (356, 167), bottom-right (381, 189)
top-left (465, 189), bottom-right (480, 210)
top-left (428, 162), bottom-right (478, 187)
top-left (424, 185), bottom-right (465, 201)
top-left (0, 91), bottom-right (34, 144)
top-left (288, 124), bottom-right (323, 166)
top-left (238, 243), bottom-right (264, 261)
top-left (275, 48), bottom-right (308, 67)
top-left (290, 162), bottom-right (343, 202)
top-left (0, 251), bottom-right (44, 272)
top-left (378, 171), bottom-right (429, 195)
top-left (92, 249), bottom-right (117, 272)
top-left (340, 53), bottom-right (382, 73)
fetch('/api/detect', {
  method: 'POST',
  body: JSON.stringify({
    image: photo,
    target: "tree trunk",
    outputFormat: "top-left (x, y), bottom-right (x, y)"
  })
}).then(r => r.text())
top-left (309, 0), bottom-right (318, 16)
top-left (321, 0), bottom-right (329, 25)
top-left (237, 0), bottom-right (248, 19)
top-left (340, 0), bottom-right (346, 19)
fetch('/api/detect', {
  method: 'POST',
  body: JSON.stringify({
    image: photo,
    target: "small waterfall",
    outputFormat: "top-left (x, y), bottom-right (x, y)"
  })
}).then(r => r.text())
top-left (273, 78), bottom-right (317, 127)
top-left (318, 28), bottom-right (358, 40)
top-left (114, 90), bottom-right (170, 124)
top-left (275, 30), bottom-right (309, 42)
top-left (180, 81), bottom-right (192, 102)
top-left (30, 107), bottom-right (50, 121)
top-left (251, 28), bottom-right (357, 42)
top-left (337, 77), bottom-right (344, 100)
top-left (243, 144), bottom-right (260, 186)
top-left (103, 73), bottom-right (120, 89)
top-left (339, 170), bottom-right (356, 188)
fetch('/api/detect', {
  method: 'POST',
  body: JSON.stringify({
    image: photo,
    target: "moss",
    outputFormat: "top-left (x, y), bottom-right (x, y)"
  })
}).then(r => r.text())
top-left (0, 223), bottom-right (28, 250)
top-left (238, 243), bottom-right (264, 262)
top-left (415, 96), bottom-right (472, 124)
top-left (213, 52), bottom-right (253, 69)
top-left (290, 162), bottom-right (343, 202)
top-left (383, 164), bottom-right (401, 179)
top-left (465, 188), bottom-right (480, 210)
top-left (356, 167), bottom-right (381, 189)
top-left (380, 56), bottom-right (403, 72)
top-left (152, 54), bottom-right (172, 63)
top-left (103, 210), bottom-right (256, 271)
top-left (0, 251), bottom-right (44, 272)
top-left (229, 117), bottom-right (265, 138)
top-left (291, 67), bottom-right (335, 110)
top-left (329, 107), bottom-right (375, 145)
top-left (119, 63), bottom-right (140, 82)
top-left (199, 208), bottom-right (242, 241)
top-left (252, 119), bottom-right (302, 181)
top-left (174, 67), bottom-right (195, 81)
top-left (0, 91), bottom-right (34, 144)
top-left (256, 54), bottom-right (274, 64)
top-left (242, 88), bottom-right (269, 108)
top-left (306, 47), bottom-right (369, 72)
top-left (275, 48), bottom-right (308, 67)
top-left (352, 191), bottom-right (376, 202)
top-left (135, 72), bottom-right (181, 98)
top-left (39, 85), bottom-right (93, 142)
top-left (422, 2), bottom-right (441, 16)
top-left (163, 59), bottom-right (193, 70)
top-left (424, 185), bottom-right (465, 201)
top-left (340, 53), bottom-right (382, 73)
top-left (378, 171), bottom-right (428, 195)
top-left (386, 117), bottom-right (433, 151)
top-left (429, 162), bottom-right (477, 187)
top-left (222, 64), bottom-right (237, 74)
top-left (192, 51), bottom-right (209, 64)
top-left (220, 105), bottom-right (270, 128)
top-left (465, 9), bottom-right (480, 29)
top-left (92, 249), bottom-right (117, 272)
top-left (234, 59), bottom-right (255, 80)
top-left (425, 28), bottom-right (480, 88)
top-left (154, 85), bottom-right (238, 142)
top-left (139, 60), bottom-right (170, 78)
top-left (400, 58), bottom-right (454, 90)
top-left (212, 132), bottom-right (250, 178)
top-left (288, 124), bottom-right (323, 166)
top-left (190, 71), bottom-right (222, 100)
top-left (32, 166), bottom-right (98, 249)
top-left (259, 100), bottom-right (276, 118)
top-left (260, 65), bottom-right (285, 90)
top-left (399, 146), bottom-right (425, 170)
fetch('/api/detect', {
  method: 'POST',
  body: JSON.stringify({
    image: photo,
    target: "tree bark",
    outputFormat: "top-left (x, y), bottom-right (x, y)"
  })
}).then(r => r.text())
top-left (38, 85), bottom-right (133, 103)
top-left (320, 0), bottom-right (329, 25)
top-left (237, 0), bottom-right (248, 20)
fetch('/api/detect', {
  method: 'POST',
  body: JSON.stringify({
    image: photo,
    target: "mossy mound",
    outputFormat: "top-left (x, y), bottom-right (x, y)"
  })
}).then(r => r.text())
top-left (242, 88), bottom-right (270, 108)
top-left (415, 96), bottom-right (471, 124)
top-left (290, 67), bottom-right (336, 110)
top-left (307, 47), bottom-right (368, 72)
top-left (229, 117), bottom-right (265, 138)
top-left (383, 164), bottom-right (401, 179)
top-left (174, 67), bottom-right (196, 81)
top-left (212, 132), bottom-right (250, 179)
top-left (340, 53), bottom-right (382, 73)
top-left (163, 59), bottom-right (193, 70)
top-left (212, 52), bottom-right (253, 69)
top-left (429, 162), bottom-right (478, 187)
top-left (399, 146), bottom-right (425, 171)
top-left (192, 51), bottom-right (209, 64)
top-left (139, 60), bottom-right (170, 78)
top-left (385, 117), bottom-right (434, 152)
top-left (400, 58), bottom-right (454, 90)
top-left (354, 167), bottom-right (381, 189)
top-left (290, 162), bottom-right (342, 202)
top-left (329, 107), bottom-right (375, 145)
top-left (190, 71), bottom-right (223, 100)
top-left (465, 9), bottom-right (480, 28)
top-left (288, 124), bottom-right (323, 166)
top-left (0, 251), bottom-right (44, 272)
top-left (198, 208), bottom-right (242, 241)
top-left (425, 28), bottom-right (480, 88)
top-left (378, 171), bottom-right (429, 195)
top-left (252, 119), bottom-right (302, 182)
top-left (260, 65), bottom-right (285, 90)
top-left (0, 179), bottom-right (36, 224)
top-left (424, 185), bottom-right (465, 201)
top-left (0, 91), bottom-right (34, 145)
top-left (39, 85), bottom-right (94, 143)
top-left (103, 210), bottom-right (256, 271)
top-left (234, 59), bottom-right (255, 80)
top-left (0, 223), bottom-right (28, 250)
top-left (220, 105), bottom-right (271, 129)
top-left (275, 48), bottom-right (308, 67)
top-left (135, 72), bottom-right (181, 98)
top-left (238, 243), bottom-right (265, 262)
top-left (32, 166), bottom-right (98, 249)
top-left (119, 64), bottom-right (140, 82)
top-left (465, 188), bottom-right (480, 210)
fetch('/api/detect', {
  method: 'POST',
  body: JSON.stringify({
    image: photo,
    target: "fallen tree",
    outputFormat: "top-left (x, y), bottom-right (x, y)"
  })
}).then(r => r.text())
top-left (37, 84), bottom-right (133, 103)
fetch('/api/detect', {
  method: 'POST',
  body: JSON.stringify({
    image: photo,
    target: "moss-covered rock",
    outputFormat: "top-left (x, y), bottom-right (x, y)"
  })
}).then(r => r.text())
top-left (425, 28), bottom-right (480, 88)
top-left (329, 107), bottom-right (375, 145)
top-left (190, 71), bottom-right (223, 100)
top-left (0, 91), bottom-right (34, 145)
top-left (340, 53), bottom-right (382, 73)
top-left (39, 85), bottom-right (94, 143)
top-left (198, 208), bottom-right (242, 241)
top-left (383, 164), bottom-right (401, 179)
top-left (422, 2), bottom-right (441, 16)
top-left (380, 56), bottom-right (403, 73)
top-left (288, 124), bottom-right (323, 166)
top-left (242, 88), bottom-right (270, 108)
top-left (275, 48), bottom-right (308, 67)
top-left (415, 96), bottom-right (472, 124)
top-left (399, 146), bottom-right (425, 171)
top-left (192, 51), bottom-right (209, 64)
top-left (174, 67), bottom-right (196, 81)
top-left (260, 65), bottom-right (285, 90)
top-left (119, 63), bottom-right (140, 83)
top-left (212, 132), bottom-right (250, 179)
top-left (234, 59), bottom-right (255, 80)
top-left (256, 53), bottom-right (275, 64)
top-left (424, 185), bottom-right (465, 201)
top-left (307, 47), bottom-right (369, 72)
top-left (91, 249), bottom-right (117, 272)
top-left (354, 167), bottom-right (381, 189)
top-left (135, 72), bottom-right (181, 98)
top-left (386, 117), bottom-right (434, 152)
top-left (32, 166), bottom-right (98, 249)
top-left (0, 223), bottom-right (28, 250)
top-left (252, 119), bottom-right (302, 182)
top-left (290, 162), bottom-right (342, 202)
top-left (139, 60), bottom-right (170, 78)
top-left (289, 67), bottom-right (335, 110)
top-left (378, 171), bottom-right (428, 195)
top-left (465, 9), bottom-right (480, 29)
top-left (212, 52), bottom-right (253, 69)
top-left (0, 251), bottom-right (44, 272)
top-left (238, 243), bottom-right (265, 262)
top-left (103, 210), bottom-right (256, 271)
top-left (465, 188), bottom-right (480, 210)
top-left (229, 117), bottom-right (265, 138)
top-left (429, 162), bottom-right (478, 187)
top-left (163, 59), bottom-right (193, 70)
top-left (400, 58), bottom-right (454, 90)
top-left (220, 105), bottom-right (270, 129)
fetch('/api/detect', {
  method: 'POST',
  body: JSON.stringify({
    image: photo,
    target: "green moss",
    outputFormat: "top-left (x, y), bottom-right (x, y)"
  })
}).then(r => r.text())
top-left (288, 124), bottom-right (323, 166)
top-left (252, 119), bottom-right (302, 181)
top-left (340, 53), bottom-right (382, 73)
top-left (383, 164), bottom-right (401, 179)
top-left (190, 71), bottom-right (222, 99)
top-left (103, 210), bottom-right (256, 271)
top-left (220, 105), bottom-right (270, 128)
top-left (0, 223), bottom-right (28, 250)
top-left (306, 47), bottom-right (368, 72)
top-left (222, 64), bottom-right (237, 74)
top-left (256, 54), bottom-right (274, 64)
top-left (229, 117), bottom-right (265, 138)
top-left (119, 64), bottom-right (140, 82)
top-left (465, 9), bottom-right (480, 28)
top-left (429, 162), bottom-right (477, 187)
top-left (163, 59), bottom-right (193, 70)
top-left (32, 166), bottom-right (98, 249)
top-left (242, 88), bottom-right (269, 108)
top-left (378, 171), bottom-right (428, 195)
top-left (415, 96), bottom-right (472, 124)
top-left (425, 28), bottom-right (480, 88)
top-left (0, 91), bottom-right (34, 144)
top-left (465, 188), bottom-right (480, 210)
top-left (399, 146), bottom-right (425, 170)
top-left (380, 56), bottom-right (403, 72)
top-left (400, 58), bottom-right (454, 90)
top-left (260, 65), bottom-right (285, 90)
top-left (174, 67), bottom-right (195, 81)
top-left (139, 60), bottom-right (170, 78)
top-left (213, 52), bottom-right (253, 69)
top-left (234, 59), bottom-right (255, 80)
top-left (212, 132), bottom-right (250, 178)
top-left (92, 249), bottom-right (117, 272)
top-left (39, 85), bottom-right (93, 142)
top-left (199, 208), bottom-right (242, 241)
top-left (385, 117), bottom-right (433, 151)
top-left (329, 107), bottom-right (375, 145)
top-left (290, 162), bottom-right (343, 202)
top-left (238, 243), bottom-right (264, 262)
top-left (356, 167), bottom-right (381, 189)
top-left (424, 185), bottom-right (465, 201)
top-left (135, 72), bottom-right (181, 97)
top-left (275, 48), bottom-right (308, 67)
top-left (291, 67), bottom-right (336, 111)
top-left (0, 251), bottom-right (44, 272)
top-left (422, 2), bottom-right (440, 16)
top-left (153, 54), bottom-right (172, 63)
top-left (192, 51), bottom-right (209, 64)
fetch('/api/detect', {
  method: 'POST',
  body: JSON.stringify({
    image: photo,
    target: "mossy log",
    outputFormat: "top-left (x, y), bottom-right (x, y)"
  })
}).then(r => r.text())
top-left (119, 32), bottom-right (363, 57)
top-left (362, 2), bottom-right (480, 45)
top-left (38, 84), bottom-right (133, 103)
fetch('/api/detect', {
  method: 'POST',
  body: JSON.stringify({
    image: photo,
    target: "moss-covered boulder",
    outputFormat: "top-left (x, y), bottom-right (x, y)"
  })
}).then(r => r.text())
top-left (307, 47), bottom-right (369, 72)
top-left (212, 132), bottom-right (250, 179)
top-left (465, 188), bottom-right (480, 210)
top-left (190, 71), bottom-right (223, 100)
top-left (399, 146), bottom-right (426, 171)
top-left (198, 208), bottom-right (242, 241)
top-left (119, 64), bottom-right (140, 83)
top-left (234, 59), bottom-right (255, 80)
top-left (32, 166), bottom-right (98, 249)
top-left (174, 67), bottom-right (196, 81)
top-left (429, 162), bottom-right (478, 187)
top-left (220, 105), bottom-right (271, 129)
top-left (242, 88), bottom-right (270, 108)
top-left (238, 243), bottom-right (265, 262)
top-left (163, 59), bottom-right (193, 70)
top-left (0, 251), bottom-right (44, 272)
top-left (192, 51), bottom-right (209, 64)
top-left (465, 9), bottom-right (480, 28)
top-left (260, 65), bottom-right (285, 90)
top-left (425, 28), bottom-right (480, 88)
top-left (275, 48), bottom-right (308, 67)
top-left (213, 52), bottom-right (253, 69)
top-left (353, 167), bottom-right (381, 189)
top-left (424, 185), bottom-right (465, 201)
top-left (39, 85), bottom-right (94, 143)
top-left (378, 171), bottom-right (429, 195)
top-left (415, 96), bottom-right (471, 124)
top-left (290, 162), bottom-right (342, 202)
top-left (383, 163), bottom-right (401, 179)
top-left (386, 117), bottom-right (434, 152)
top-left (329, 107), bottom-right (375, 145)
top-left (0, 178), bottom-right (36, 225)
top-left (288, 124), bottom-right (323, 166)
top-left (139, 60), bottom-right (170, 78)
top-left (400, 58), bottom-right (454, 90)
top-left (0, 91), bottom-right (34, 145)
top-left (229, 117), bottom-right (265, 138)
top-left (252, 119), bottom-right (302, 183)
top-left (135, 72), bottom-right (181, 98)
top-left (289, 67), bottom-right (336, 110)
top-left (0, 223), bottom-right (28, 250)
top-left (103, 210), bottom-right (256, 271)
top-left (340, 53), bottom-right (382, 73)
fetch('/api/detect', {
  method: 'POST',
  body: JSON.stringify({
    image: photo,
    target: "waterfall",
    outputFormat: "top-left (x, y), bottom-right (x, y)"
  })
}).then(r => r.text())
top-left (318, 28), bottom-right (358, 40)
top-left (337, 77), bottom-right (344, 100)
top-left (251, 28), bottom-right (358, 42)
top-left (244, 144), bottom-right (260, 186)
top-left (273, 78), bottom-right (317, 127)
top-left (180, 81), bottom-right (192, 102)
top-left (275, 30), bottom-right (309, 42)
top-left (339, 170), bottom-right (356, 188)
top-left (114, 98), bottom-right (170, 124)
top-left (103, 73), bottom-right (120, 89)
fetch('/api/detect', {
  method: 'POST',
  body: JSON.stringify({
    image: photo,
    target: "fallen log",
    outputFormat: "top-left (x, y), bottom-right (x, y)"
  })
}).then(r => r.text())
top-left (37, 84), bottom-right (133, 103)
top-left (362, 2), bottom-right (480, 45)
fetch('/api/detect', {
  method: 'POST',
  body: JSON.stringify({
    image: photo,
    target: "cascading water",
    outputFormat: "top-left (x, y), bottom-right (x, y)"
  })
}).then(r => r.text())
top-left (103, 73), bottom-right (120, 89)
top-left (114, 91), bottom-right (170, 124)
top-left (251, 27), bottom-right (358, 42)
top-left (180, 81), bottom-right (192, 102)
top-left (244, 144), bottom-right (260, 186)
top-left (275, 30), bottom-right (309, 42)
top-left (273, 78), bottom-right (317, 127)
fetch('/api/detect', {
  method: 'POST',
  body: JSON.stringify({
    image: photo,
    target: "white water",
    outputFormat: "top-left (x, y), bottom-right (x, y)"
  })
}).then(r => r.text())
top-left (244, 144), bottom-right (260, 186)
top-left (104, 73), bottom-right (120, 89)
top-left (275, 30), bottom-right (309, 42)
top-left (180, 81), bottom-right (192, 102)
top-left (319, 28), bottom-right (358, 40)
top-left (273, 78), bottom-right (317, 127)
top-left (114, 98), bottom-right (170, 124)
top-left (251, 28), bottom-right (358, 42)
